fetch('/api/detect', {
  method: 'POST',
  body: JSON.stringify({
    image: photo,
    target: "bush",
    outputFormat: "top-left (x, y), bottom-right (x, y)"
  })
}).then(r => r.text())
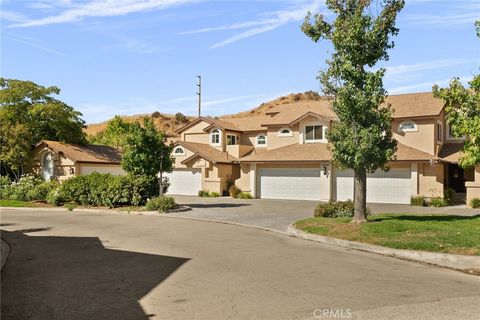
top-left (65, 203), bottom-right (77, 211)
top-left (469, 198), bottom-right (480, 209)
top-left (145, 196), bottom-right (177, 212)
top-left (0, 174), bottom-right (49, 201)
top-left (429, 197), bottom-right (448, 207)
top-left (58, 173), bottom-right (159, 207)
top-left (443, 188), bottom-right (455, 205)
top-left (229, 185), bottom-right (241, 198)
top-left (175, 112), bottom-right (188, 123)
top-left (314, 200), bottom-right (369, 218)
top-left (209, 192), bottom-right (220, 197)
top-left (198, 190), bottom-right (209, 197)
top-left (410, 196), bottom-right (426, 206)
top-left (27, 180), bottom-right (59, 201)
top-left (237, 192), bottom-right (253, 199)
top-left (46, 188), bottom-right (62, 206)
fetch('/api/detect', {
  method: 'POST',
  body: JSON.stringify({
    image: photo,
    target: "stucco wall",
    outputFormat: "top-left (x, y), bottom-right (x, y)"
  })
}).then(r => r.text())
top-left (236, 163), bottom-right (251, 192)
top-left (266, 124), bottom-right (300, 150)
top-left (31, 147), bottom-right (76, 181)
top-left (78, 163), bottom-right (124, 175)
top-left (466, 165), bottom-right (480, 207)
top-left (418, 162), bottom-right (444, 198)
top-left (393, 118), bottom-right (435, 155)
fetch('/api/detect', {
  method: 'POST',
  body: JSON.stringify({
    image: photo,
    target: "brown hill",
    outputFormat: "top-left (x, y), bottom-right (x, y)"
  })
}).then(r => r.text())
top-left (83, 91), bottom-right (324, 138)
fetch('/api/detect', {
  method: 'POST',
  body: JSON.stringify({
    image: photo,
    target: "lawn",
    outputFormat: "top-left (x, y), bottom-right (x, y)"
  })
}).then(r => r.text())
top-left (0, 200), bottom-right (31, 207)
top-left (295, 214), bottom-right (480, 256)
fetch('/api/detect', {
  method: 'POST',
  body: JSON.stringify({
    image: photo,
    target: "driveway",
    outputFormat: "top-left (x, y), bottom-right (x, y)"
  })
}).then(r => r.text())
top-left (1, 208), bottom-right (479, 320)
top-left (171, 196), bottom-right (480, 232)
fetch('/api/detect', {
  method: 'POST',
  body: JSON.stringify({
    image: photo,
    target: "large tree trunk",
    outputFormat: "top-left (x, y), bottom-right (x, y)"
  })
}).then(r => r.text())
top-left (353, 168), bottom-right (368, 223)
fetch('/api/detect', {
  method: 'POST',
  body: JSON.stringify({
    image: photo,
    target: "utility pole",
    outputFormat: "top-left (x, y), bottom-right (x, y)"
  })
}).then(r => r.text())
top-left (196, 75), bottom-right (201, 118)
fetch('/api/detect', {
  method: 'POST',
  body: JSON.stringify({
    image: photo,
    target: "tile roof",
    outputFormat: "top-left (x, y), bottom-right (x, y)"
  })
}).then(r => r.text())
top-left (261, 101), bottom-right (337, 126)
top-left (219, 116), bottom-right (267, 131)
top-left (239, 142), bottom-right (434, 162)
top-left (177, 141), bottom-right (238, 164)
top-left (36, 140), bottom-right (122, 164)
top-left (176, 117), bottom-right (241, 133)
top-left (438, 143), bottom-right (463, 163)
top-left (385, 92), bottom-right (444, 119)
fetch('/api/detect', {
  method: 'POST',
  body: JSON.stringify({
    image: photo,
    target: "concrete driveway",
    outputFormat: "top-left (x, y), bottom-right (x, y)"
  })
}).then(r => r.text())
top-left (171, 196), bottom-right (480, 232)
top-left (1, 208), bottom-right (479, 320)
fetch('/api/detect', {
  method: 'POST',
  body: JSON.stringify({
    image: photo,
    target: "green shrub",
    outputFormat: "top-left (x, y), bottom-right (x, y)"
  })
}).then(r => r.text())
top-left (0, 176), bottom-right (11, 189)
top-left (46, 188), bottom-right (62, 206)
top-left (65, 203), bottom-right (77, 211)
top-left (410, 196), bottom-right (426, 206)
top-left (470, 198), bottom-right (480, 209)
top-left (209, 192), bottom-right (220, 197)
top-left (237, 192), bottom-right (253, 199)
top-left (1, 175), bottom-right (45, 201)
top-left (314, 200), bottom-right (369, 218)
top-left (58, 173), bottom-right (159, 207)
top-left (229, 185), bottom-right (241, 198)
top-left (443, 188), bottom-right (455, 205)
top-left (27, 180), bottom-right (59, 201)
top-left (198, 190), bottom-right (208, 197)
top-left (145, 196), bottom-right (177, 212)
top-left (429, 197), bottom-right (448, 207)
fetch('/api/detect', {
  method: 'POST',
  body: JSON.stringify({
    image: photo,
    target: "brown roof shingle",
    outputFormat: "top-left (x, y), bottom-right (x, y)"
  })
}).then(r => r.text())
top-left (177, 141), bottom-right (238, 164)
top-left (385, 92), bottom-right (444, 119)
top-left (36, 140), bottom-right (122, 164)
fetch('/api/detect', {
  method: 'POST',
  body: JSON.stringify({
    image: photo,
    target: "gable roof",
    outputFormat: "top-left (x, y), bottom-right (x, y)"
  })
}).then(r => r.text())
top-left (35, 140), bottom-right (122, 164)
top-left (385, 92), bottom-right (444, 119)
top-left (177, 141), bottom-right (238, 164)
top-left (176, 117), bottom-right (241, 133)
top-left (261, 100), bottom-right (337, 126)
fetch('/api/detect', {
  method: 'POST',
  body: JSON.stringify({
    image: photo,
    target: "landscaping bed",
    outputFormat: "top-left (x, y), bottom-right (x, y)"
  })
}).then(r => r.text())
top-left (295, 214), bottom-right (480, 256)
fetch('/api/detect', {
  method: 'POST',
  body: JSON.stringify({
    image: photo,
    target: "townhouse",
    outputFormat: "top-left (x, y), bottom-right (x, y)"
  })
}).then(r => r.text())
top-left (166, 92), bottom-right (480, 205)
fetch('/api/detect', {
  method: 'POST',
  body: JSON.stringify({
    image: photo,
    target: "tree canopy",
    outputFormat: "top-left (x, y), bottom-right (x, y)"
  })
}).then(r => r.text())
top-left (121, 118), bottom-right (173, 177)
top-left (433, 21), bottom-right (480, 168)
top-left (0, 78), bottom-right (86, 180)
top-left (88, 116), bottom-right (135, 149)
top-left (302, 0), bottom-right (404, 222)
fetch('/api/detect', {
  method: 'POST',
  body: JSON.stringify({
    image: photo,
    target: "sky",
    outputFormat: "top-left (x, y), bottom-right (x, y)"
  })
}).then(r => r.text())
top-left (1, 0), bottom-right (479, 124)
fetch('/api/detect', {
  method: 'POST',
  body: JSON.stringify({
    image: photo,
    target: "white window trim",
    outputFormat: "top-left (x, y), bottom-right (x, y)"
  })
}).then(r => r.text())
top-left (398, 120), bottom-right (418, 132)
top-left (226, 134), bottom-right (238, 145)
top-left (210, 128), bottom-right (222, 147)
top-left (436, 121), bottom-right (443, 143)
top-left (303, 122), bottom-right (327, 143)
top-left (446, 123), bottom-right (465, 141)
top-left (278, 127), bottom-right (293, 137)
top-left (255, 134), bottom-right (268, 147)
top-left (173, 146), bottom-right (186, 156)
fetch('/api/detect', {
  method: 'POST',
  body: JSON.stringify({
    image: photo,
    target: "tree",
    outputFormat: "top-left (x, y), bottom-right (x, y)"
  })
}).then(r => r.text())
top-left (121, 118), bottom-right (173, 177)
top-left (0, 78), bottom-right (86, 179)
top-left (89, 116), bottom-right (135, 149)
top-left (433, 21), bottom-right (480, 168)
top-left (302, 0), bottom-right (404, 223)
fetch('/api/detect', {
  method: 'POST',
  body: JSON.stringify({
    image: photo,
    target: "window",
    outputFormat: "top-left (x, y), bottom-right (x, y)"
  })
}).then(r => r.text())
top-left (42, 152), bottom-right (54, 181)
top-left (305, 125), bottom-right (323, 142)
top-left (398, 120), bottom-right (418, 132)
top-left (437, 122), bottom-right (443, 143)
top-left (278, 127), bottom-right (293, 137)
top-left (227, 135), bottom-right (237, 145)
top-left (210, 129), bottom-right (221, 145)
top-left (256, 134), bottom-right (267, 146)
top-left (173, 146), bottom-right (185, 155)
top-left (446, 123), bottom-right (464, 140)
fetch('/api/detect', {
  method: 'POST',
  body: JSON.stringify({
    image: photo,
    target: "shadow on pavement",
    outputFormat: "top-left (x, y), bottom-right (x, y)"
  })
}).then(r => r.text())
top-left (1, 229), bottom-right (189, 320)
top-left (184, 203), bottom-right (251, 209)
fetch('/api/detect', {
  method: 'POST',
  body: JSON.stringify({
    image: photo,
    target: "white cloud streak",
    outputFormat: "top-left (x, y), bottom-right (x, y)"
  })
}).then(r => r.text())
top-left (404, 1), bottom-right (480, 26)
top-left (2, 31), bottom-right (65, 55)
top-left (387, 76), bottom-right (474, 94)
top-left (180, 0), bottom-right (324, 49)
top-left (9, 0), bottom-right (196, 28)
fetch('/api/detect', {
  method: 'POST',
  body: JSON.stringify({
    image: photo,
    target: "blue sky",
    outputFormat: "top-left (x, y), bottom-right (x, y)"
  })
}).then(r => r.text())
top-left (1, 0), bottom-right (479, 123)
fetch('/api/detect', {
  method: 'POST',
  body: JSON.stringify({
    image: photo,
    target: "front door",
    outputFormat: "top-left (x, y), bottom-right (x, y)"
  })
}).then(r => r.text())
top-left (448, 164), bottom-right (465, 193)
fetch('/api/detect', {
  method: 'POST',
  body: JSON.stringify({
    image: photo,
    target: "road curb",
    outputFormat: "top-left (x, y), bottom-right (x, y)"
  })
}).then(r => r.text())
top-left (1, 238), bottom-right (10, 271)
top-left (287, 223), bottom-right (480, 275)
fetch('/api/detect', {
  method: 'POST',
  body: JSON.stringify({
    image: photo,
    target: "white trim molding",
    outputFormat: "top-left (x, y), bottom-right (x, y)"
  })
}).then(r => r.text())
top-left (255, 133), bottom-right (267, 147)
top-left (173, 146), bottom-right (186, 156)
top-left (398, 120), bottom-right (418, 132)
top-left (209, 128), bottom-right (222, 147)
top-left (277, 127), bottom-right (293, 137)
top-left (303, 122), bottom-right (327, 144)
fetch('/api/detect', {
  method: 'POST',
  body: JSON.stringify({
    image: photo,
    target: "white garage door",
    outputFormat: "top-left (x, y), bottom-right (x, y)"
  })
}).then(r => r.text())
top-left (258, 168), bottom-right (321, 200)
top-left (80, 165), bottom-right (125, 175)
top-left (335, 168), bottom-right (411, 204)
top-left (165, 169), bottom-right (202, 196)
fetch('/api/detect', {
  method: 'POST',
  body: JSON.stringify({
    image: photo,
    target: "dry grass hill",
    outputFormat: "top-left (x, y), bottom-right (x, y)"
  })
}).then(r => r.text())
top-left (84, 91), bottom-right (323, 138)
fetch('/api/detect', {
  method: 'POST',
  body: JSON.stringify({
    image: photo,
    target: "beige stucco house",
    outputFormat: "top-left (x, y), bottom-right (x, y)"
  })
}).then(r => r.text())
top-left (31, 140), bottom-right (124, 181)
top-left (166, 92), bottom-right (480, 206)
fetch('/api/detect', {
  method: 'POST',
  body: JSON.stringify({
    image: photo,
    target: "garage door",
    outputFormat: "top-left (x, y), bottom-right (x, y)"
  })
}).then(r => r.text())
top-left (80, 165), bottom-right (125, 175)
top-left (335, 168), bottom-right (411, 204)
top-left (165, 169), bottom-right (202, 196)
top-left (258, 168), bottom-right (321, 200)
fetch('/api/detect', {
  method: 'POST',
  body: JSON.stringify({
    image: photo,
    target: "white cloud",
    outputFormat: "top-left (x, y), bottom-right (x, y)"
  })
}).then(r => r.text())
top-left (0, 10), bottom-right (28, 23)
top-left (9, 0), bottom-right (197, 28)
top-left (387, 76), bottom-right (474, 94)
top-left (384, 58), bottom-right (478, 82)
top-left (404, 1), bottom-right (480, 26)
top-left (181, 0), bottom-right (325, 49)
top-left (2, 31), bottom-right (65, 55)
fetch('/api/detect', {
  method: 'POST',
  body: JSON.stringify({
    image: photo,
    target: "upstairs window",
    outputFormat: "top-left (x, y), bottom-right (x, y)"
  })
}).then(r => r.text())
top-left (278, 128), bottom-right (293, 137)
top-left (256, 135), bottom-right (267, 147)
top-left (305, 125), bottom-right (323, 142)
top-left (398, 120), bottom-right (418, 132)
top-left (437, 122), bottom-right (443, 143)
top-left (173, 146), bottom-right (185, 155)
top-left (227, 135), bottom-right (237, 145)
top-left (211, 129), bottom-right (221, 145)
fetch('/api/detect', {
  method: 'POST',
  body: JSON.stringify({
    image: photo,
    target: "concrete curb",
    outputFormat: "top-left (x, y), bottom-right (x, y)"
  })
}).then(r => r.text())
top-left (287, 223), bottom-right (480, 275)
top-left (0, 205), bottom-right (192, 215)
top-left (1, 238), bottom-right (10, 271)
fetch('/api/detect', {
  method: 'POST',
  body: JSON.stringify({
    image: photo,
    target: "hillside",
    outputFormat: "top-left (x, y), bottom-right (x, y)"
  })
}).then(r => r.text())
top-left (84, 91), bottom-right (323, 138)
